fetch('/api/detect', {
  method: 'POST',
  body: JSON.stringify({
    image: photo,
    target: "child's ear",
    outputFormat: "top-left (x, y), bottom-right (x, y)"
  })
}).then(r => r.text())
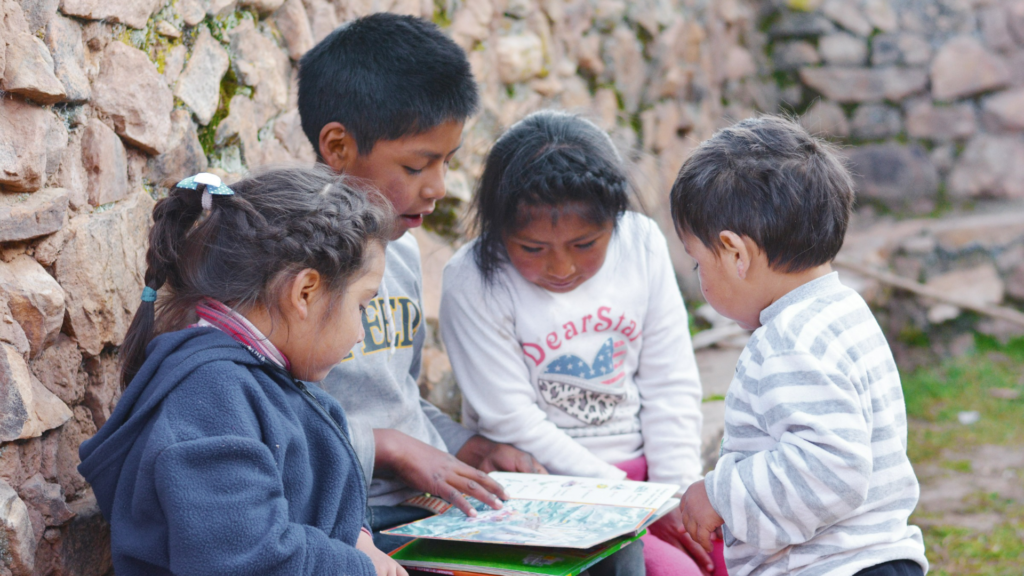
top-left (289, 268), bottom-right (323, 321)
top-left (718, 231), bottom-right (751, 280)
top-left (319, 122), bottom-right (357, 173)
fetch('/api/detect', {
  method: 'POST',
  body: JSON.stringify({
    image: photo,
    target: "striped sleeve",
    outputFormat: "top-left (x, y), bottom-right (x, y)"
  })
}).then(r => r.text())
top-left (705, 348), bottom-right (874, 553)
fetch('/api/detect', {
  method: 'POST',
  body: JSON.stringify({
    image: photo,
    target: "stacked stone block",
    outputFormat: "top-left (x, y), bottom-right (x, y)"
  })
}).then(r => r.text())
top-left (764, 0), bottom-right (1024, 212)
top-left (840, 208), bottom-right (1024, 364)
top-left (757, 0), bottom-right (1024, 346)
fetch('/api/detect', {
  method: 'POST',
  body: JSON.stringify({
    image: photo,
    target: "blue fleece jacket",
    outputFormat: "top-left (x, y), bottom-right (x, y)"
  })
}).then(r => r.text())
top-left (78, 327), bottom-right (375, 576)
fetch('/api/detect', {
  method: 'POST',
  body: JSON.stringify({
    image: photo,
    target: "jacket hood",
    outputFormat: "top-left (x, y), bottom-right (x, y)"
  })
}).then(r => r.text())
top-left (78, 327), bottom-right (265, 520)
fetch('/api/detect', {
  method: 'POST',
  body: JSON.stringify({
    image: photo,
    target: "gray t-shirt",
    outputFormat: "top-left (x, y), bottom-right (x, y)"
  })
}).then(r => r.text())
top-left (319, 232), bottom-right (475, 506)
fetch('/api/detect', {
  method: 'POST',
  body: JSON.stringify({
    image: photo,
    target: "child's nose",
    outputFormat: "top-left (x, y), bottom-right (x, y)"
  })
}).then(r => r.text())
top-left (356, 325), bottom-right (365, 344)
top-left (420, 166), bottom-right (446, 201)
top-left (547, 255), bottom-right (576, 278)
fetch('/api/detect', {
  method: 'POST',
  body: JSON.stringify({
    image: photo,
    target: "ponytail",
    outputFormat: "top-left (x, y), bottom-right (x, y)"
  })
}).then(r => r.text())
top-left (120, 184), bottom-right (205, 388)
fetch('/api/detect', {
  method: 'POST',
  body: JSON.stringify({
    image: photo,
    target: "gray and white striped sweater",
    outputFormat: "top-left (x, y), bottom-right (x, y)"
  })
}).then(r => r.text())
top-left (704, 273), bottom-right (927, 576)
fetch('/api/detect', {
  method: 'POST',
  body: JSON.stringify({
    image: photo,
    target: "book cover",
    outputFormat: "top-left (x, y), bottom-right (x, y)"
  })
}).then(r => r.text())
top-left (383, 472), bottom-right (679, 549)
top-left (390, 531), bottom-right (644, 576)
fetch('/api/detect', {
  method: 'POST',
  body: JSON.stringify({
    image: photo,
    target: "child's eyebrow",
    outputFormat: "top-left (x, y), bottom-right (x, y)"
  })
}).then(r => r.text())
top-left (413, 143), bottom-right (462, 160)
top-left (513, 230), bottom-right (604, 245)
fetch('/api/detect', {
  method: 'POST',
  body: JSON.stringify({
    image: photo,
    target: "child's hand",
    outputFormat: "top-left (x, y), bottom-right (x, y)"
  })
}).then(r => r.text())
top-left (649, 506), bottom-right (715, 576)
top-left (374, 429), bottom-right (509, 516)
top-left (680, 479), bottom-right (725, 553)
top-left (356, 530), bottom-right (408, 576)
top-left (455, 435), bottom-right (547, 474)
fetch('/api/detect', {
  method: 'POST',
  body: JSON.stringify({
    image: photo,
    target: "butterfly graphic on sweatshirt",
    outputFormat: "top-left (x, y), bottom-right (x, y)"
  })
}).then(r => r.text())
top-left (537, 338), bottom-right (626, 425)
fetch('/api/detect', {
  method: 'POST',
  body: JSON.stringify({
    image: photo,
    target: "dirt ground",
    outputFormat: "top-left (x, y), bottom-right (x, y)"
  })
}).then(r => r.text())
top-left (914, 444), bottom-right (1024, 531)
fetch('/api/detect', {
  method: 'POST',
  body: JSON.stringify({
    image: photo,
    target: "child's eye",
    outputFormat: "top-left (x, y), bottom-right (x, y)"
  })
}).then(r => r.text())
top-left (692, 262), bottom-right (699, 271)
top-left (359, 304), bottom-right (367, 313)
top-left (403, 166), bottom-right (423, 175)
top-left (520, 245), bottom-right (543, 254)
top-left (575, 240), bottom-right (597, 249)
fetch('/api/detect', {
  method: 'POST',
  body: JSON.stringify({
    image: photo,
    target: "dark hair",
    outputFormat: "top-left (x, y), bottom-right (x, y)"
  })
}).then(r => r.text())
top-left (670, 115), bottom-right (854, 273)
top-left (297, 13), bottom-right (479, 156)
top-left (120, 166), bottom-right (393, 388)
top-left (471, 111), bottom-right (632, 283)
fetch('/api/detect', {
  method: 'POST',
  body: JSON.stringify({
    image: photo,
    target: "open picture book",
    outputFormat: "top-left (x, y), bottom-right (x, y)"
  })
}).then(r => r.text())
top-left (383, 472), bottom-right (680, 549)
top-left (389, 531), bottom-right (645, 576)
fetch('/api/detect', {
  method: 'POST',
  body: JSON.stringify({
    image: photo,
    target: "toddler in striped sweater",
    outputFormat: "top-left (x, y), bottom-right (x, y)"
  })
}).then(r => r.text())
top-left (671, 116), bottom-right (927, 576)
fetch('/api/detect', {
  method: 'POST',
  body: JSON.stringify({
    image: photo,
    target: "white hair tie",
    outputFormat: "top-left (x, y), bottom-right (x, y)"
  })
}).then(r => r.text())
top-left (175, 172), bottom-right (235, 211)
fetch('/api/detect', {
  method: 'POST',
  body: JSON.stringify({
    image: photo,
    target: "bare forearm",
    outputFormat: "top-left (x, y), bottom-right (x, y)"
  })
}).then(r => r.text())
top-left (372, 428), bottom-right (403, 473)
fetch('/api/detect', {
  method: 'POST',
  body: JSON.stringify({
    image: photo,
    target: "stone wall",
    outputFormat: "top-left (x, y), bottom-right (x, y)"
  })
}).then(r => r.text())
top-left (768, 0), bottom-right (1024, 212)
top-left (839, 208), bottom-right (1024, 367)
top-left (3, 0), bottom-right (1024, 573)
top-left (759, 0), bottom-right (1024, 358)
top-left (0, 0), bottom-right (768, 573)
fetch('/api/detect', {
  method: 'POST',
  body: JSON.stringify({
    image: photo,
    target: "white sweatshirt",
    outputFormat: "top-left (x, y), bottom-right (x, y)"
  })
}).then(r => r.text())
top-left (440, 212), bottom-right (704, 487)
top-left (705, 273), bottom-right (927, 576)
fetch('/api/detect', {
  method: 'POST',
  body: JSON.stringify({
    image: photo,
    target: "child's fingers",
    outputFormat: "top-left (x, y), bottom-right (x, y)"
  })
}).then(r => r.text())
top-left (682, 514), bottom-right (712, 553)
top-left (698, 527), bottom-right (716, 553)
top-left (691, 528), bottom-right (708, 553)
top-left (464, 466), bottom-right (510, 501)
top-left (680, 511), bottom-right (697, 540)
top-left (679, 532), bottom-right (715, 574)
top-left (513, 451), bottom-right (546, 474)
top-left (527, 455), bottom-right (547, 474)
top-left (453, 470), bottom-right (506, 509)
top-left (443, 487), bottom-right (478, 517)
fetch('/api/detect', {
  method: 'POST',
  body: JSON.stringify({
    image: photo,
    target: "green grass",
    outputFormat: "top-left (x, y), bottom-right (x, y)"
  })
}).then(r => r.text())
top-left (922, 519), bottom-right (1024, 576)
top-left (902, 335), bottom-right (1024, 462)
top-left (940, 459), bottom-right (972, 473)
top-left (901, 334), bottom-right (1024, 573)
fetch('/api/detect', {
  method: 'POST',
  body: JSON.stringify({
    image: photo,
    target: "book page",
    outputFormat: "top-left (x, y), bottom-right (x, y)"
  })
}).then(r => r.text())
top-left (489, 472), bottom-right (679, 509)
top-left (639, 498), bottom-right (680, 531)
top-left (383, 498), bottom-right (651, 549)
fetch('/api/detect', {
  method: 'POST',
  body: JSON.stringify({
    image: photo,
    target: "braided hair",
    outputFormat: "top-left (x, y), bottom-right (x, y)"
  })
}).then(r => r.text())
top-left (471, 110), bottom-right (633, 283)
top-left (120, 165), bottom-right (393, 388)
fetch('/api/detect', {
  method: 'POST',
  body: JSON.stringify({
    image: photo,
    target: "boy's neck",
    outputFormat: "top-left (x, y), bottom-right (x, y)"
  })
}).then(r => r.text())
top-left (755, 263), bottom-right (834, 323)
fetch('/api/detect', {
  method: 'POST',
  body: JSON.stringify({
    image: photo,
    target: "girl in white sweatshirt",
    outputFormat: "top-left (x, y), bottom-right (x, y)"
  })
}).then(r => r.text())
top-left (440, 111), bottom-right (726, 576)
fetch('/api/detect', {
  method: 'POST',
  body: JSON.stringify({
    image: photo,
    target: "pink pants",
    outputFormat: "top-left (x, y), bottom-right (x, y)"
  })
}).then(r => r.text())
top-left (614, 456), bottom-right (728, 576)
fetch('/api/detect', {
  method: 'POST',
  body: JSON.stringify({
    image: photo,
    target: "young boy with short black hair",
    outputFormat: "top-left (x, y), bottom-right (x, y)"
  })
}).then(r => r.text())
top-left (297, 12), bottom-right (545, 540)
top-left (672, 116), bottom-right (927, 576)
top-left (295, 17), bottom-right (649, 573)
